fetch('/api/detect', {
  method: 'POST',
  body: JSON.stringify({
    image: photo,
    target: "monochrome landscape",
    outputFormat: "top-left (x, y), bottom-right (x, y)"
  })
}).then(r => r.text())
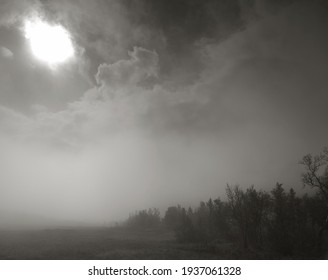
top-left (0, 0), bottom-right (328, 259)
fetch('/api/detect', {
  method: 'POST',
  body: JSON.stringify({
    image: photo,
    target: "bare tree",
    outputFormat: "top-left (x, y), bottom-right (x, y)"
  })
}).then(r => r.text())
top-left (300, 147), bottom-right (328, 201)
top-left (300, 147), bottom-right (328, 254)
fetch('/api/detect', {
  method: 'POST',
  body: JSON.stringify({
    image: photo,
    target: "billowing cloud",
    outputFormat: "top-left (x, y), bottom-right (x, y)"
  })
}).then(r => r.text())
top-left (96, 47), bottom-right (159, 90)
top-left (2, 1), bottom-right (328, 152)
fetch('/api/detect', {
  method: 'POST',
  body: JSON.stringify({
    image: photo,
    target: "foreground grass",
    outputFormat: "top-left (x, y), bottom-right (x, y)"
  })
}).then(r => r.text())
top-left (1, 226), bottom-right (324, 259)
top-left (0, 227), bottom-right (234, 260)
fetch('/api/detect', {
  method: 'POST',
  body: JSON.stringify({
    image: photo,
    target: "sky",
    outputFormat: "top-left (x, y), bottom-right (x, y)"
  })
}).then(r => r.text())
top-left (0, 0), bottom-right (328, 224)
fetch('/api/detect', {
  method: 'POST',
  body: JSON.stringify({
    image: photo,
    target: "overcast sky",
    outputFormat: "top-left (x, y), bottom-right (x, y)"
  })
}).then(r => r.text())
top-left (1, 0), bottom-right (328, 223)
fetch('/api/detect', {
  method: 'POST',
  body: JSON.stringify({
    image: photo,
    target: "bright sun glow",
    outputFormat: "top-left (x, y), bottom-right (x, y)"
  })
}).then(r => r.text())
top-left (24, 19), bottom-right (74, 65)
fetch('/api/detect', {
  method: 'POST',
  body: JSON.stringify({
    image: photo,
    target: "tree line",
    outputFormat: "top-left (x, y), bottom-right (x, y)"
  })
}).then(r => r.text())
top-left (125, 147), bottom-right (328, 259)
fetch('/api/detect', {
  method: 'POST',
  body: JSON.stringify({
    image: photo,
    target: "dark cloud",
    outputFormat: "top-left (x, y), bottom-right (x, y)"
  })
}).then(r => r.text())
top-left (124, 0), bottom-right (243, 50)
top-left (117, 0), bottom-right (245, 86)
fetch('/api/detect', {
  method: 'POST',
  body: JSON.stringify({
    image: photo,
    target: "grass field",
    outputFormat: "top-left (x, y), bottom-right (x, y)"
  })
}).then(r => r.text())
top-left (0, 227), bottom-right (239, 260)
top-left (1, 226), bottom-right (326, 259)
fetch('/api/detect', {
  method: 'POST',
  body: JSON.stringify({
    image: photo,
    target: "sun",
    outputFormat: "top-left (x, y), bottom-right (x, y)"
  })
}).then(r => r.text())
top-left (24, 19), bottom-right (75, 65)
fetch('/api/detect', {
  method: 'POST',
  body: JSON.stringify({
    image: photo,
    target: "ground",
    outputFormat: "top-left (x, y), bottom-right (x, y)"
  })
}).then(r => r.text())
top-left (0, 227), bottom-right (233, 260)
top-left (0, 227), bottom-right (325, 259)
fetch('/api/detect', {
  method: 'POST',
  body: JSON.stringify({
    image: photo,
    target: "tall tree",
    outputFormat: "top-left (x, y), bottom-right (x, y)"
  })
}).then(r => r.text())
top-left (300, 147), bottom-right (328, 255)
top-left (226, 185), bottom-right (249, 249)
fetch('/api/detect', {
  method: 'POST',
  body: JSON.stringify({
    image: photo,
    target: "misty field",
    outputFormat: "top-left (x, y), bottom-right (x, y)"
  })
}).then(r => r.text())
top-left (0, 227), bottom-right (238, 260)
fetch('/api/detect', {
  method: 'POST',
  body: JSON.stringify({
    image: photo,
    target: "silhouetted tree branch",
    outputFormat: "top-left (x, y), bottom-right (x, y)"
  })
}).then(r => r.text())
top-left (300, 147), bottom-right (328, 201)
